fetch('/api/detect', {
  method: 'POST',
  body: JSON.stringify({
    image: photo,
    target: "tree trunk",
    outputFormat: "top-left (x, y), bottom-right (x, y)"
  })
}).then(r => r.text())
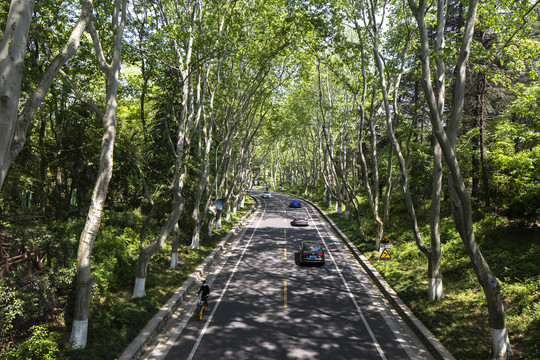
top-left (134, 194), bottom-right (186, 297)
top-left (429, 137), bottom-right (443, 301)
top-left (1, 0), bottom-right (92, 190)
top-left (170, 223), bottom-right (179, 269)
top-left (428, 0), bottom-right (447, 302)
top-left (232, 194), bottom-right (238, 215)
top-left (70, 0), bottom-right (127, 348)
top-left (0, 0), bottom-right (35, 191)
top-left (478, 74), bottom-right (490, 206)
top-left (133, 0), bottom-right (203, 297)
top-left (190, 228), bottom-right (200, 251)
top-left (408, 0), bottom-right (511, 355)
top-left (190, 131), bottom-right (211, 249)
top-left (207, 218), bottom-right (214, 237)
top-left (368, 4), bottom-right (429, 259)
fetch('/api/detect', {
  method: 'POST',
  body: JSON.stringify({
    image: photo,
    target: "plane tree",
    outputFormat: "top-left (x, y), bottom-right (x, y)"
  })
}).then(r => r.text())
top-left (407, 0), bottom-right (514, 355)
top-left (0, 0), bottom-right (94, 193)
top-left (68, 0), bottom-right (128, 348)
top-left (132, 0), bottom-right (209, 297)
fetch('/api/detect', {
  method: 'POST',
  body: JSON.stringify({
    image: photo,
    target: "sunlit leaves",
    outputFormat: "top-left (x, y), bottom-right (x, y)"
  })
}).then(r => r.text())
top-left (505, 85), bottom-right (540, 127)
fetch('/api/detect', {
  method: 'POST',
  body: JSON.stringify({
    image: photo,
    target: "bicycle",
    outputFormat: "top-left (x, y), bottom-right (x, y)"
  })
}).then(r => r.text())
top-left (196, 294), bottom-right (208, 320)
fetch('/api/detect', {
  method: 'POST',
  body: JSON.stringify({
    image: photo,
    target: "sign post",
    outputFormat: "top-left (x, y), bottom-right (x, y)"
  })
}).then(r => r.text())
top-left (379, 234), bottom-right (392, 273)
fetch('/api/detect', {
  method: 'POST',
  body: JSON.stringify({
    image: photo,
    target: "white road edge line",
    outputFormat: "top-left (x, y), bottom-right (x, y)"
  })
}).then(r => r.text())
top-left (306, 205), bottom-right (387, 360)
top-left (186, 200), bottom-right (267, 360)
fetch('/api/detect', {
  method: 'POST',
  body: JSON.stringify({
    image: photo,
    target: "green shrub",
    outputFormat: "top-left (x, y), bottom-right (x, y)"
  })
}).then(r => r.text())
top-left (0, 283), bottom-right (24, 340)
top-left (91, 223), bottom-right (140, 293)
top-left (1, 325), bottom-right (59, 360)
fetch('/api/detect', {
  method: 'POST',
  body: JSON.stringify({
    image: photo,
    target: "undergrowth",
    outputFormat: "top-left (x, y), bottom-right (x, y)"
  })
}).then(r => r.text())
top-left (316, 198), bottom-right (540, 360)
top-left (0, 198), bottom-right (252, 360)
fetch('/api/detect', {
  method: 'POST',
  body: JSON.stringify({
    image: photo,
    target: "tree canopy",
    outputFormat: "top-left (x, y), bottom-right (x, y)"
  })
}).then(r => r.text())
top-left (1, 0), bottom-right (539, 358)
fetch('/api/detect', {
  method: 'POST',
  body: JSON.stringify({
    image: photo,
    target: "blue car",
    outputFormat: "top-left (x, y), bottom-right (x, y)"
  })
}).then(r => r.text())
top-left (289, 199), bottom-right (301, 208)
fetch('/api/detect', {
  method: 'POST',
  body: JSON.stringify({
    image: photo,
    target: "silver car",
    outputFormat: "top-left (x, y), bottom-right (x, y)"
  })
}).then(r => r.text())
top-left (291, 213), bottom-right (308, 226)
top-left (261, 191), bottom-right (271, 198)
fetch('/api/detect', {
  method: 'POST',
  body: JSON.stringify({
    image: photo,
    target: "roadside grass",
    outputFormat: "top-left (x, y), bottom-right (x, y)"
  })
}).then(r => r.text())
top-left (313, 199), bottom-right (540, 360)
top-left (0, 199), bottom-right (252, 360)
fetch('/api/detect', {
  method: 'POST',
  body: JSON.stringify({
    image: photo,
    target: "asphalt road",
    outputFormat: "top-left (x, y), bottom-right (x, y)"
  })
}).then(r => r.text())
top-left (143, 190), bottom-right (435, 360)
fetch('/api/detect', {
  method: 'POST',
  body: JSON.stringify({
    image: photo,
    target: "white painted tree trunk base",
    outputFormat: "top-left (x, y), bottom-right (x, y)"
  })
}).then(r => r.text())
top-left (133, 277), bottom-right (146, 298)
top-left (191, 233), bottom-right (200, 249)
top-left (344, 210), bottom-right (349, 219)
top-left (428, 277), bottom-right (444, 301)
top-left (233, 207), bottom-right (237, 215)
top-left (490, 327), bottom-right (512, 359)
top-left (208, 225), bottom-right (212, 237)
top-left (170, 252), bottom-right (178, 269)
top-left (70, 319), bottom-right (88, 349)
top-left (217, 217), bottom-right (222, 227)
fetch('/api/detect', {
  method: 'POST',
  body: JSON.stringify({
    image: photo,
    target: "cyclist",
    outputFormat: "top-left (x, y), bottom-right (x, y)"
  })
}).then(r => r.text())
top-left (198, 280), bottom-right (210, 307)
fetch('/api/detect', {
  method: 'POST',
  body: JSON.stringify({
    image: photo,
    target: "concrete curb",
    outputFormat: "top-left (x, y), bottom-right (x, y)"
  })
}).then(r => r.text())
top-left (119, 196), bottom-right (259, 360)
top-left (297, 195), bottom-right (455, 360)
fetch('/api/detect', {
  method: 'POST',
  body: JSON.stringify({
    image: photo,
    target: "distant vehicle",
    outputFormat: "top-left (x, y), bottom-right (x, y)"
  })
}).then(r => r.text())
top-left (291, 213), bottom-right (308, 226)
top-left (298, 240), bottom-right (325, 266)
top-left (261, 191), bottom-right (271, 198)
top-left (289, 199), bottom-right (301, 208)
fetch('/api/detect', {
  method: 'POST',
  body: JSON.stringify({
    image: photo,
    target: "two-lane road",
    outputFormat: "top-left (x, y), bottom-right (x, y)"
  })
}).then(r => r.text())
top-left (144, 190), bottom-right (435, 360)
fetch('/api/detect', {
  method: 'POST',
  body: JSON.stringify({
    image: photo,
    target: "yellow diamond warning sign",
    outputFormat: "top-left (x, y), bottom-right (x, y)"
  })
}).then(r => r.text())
top-left (380, 248), bottom-right (391, 260)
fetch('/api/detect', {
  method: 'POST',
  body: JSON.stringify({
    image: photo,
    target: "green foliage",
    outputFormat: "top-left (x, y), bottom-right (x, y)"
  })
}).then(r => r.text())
top-left (50, 217), bottom-right (86, 268)
top-left (1, 325), bottom-right (59, 360)
top-left (0, 283), bottom-right (24, 340)
top-left (85, 211), bottom-right (143, 294)
top-left (486, 106), bottom-right (540, 222)
top-left (0, 222), bottom-right (78, 343)
top-left (506, 182), bottom-right (540, 221)
top-left (406, 142), bottom-right (435, 211)
top-left (330, 201), bottom-right (540, 359)
top-left (504, 276), bottom-right (540, 316)
top-left (0, 200), bottom-right (252, 359)
top-left (1, 0), bottom-right (539, 358)
top-left (506, 86), bottom-right (540, 124)
top-left (0, 269), bottom-right (76, 344)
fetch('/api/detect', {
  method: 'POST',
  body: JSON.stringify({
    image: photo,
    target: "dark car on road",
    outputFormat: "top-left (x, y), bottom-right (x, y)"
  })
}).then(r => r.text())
top-left (298, 240), bottom-right (325, 266)
top-left (289, 199), bottom-right (301, 208)
top-left (291, 213), bottom-right (309, 226)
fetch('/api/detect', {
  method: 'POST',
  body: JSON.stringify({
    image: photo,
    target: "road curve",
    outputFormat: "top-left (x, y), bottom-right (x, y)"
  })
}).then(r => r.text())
top-left (141, 189), bottom-right (436, 360)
